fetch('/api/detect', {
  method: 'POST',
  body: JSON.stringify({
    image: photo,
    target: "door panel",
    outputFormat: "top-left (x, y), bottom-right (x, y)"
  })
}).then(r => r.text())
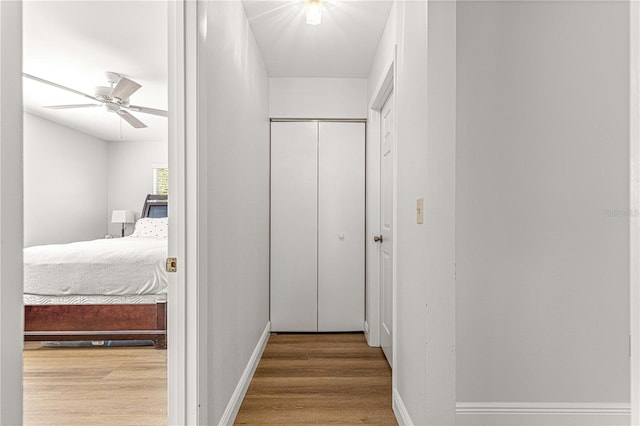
top-left (270, 122), bottom-right (318, 332)
top-left (317, 122), bottom-right (365, 332)
top-left (380, 92), bottom-right (394, 366)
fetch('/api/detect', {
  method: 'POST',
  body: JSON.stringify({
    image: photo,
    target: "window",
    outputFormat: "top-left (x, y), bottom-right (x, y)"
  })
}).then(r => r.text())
top-left (152, 165), bottom-right (168, 195)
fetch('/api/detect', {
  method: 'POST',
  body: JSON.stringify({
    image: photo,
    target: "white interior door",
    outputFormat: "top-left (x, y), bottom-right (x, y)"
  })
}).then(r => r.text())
top-left (318, 122), bottom-right (365, 332)
top-left (270, 121), bottom-right (318, 332)
top-left (380, 91), bottom-right (394, 366)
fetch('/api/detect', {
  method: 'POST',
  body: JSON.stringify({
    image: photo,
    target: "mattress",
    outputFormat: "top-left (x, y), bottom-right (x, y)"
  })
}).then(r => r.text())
top-left (24, 237), bottom-right (168, 298)
top-left (24, 294), bottom-right (166, 306)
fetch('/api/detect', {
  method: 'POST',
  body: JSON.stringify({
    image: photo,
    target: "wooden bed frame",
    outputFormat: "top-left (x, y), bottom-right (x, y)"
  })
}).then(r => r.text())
top-left (24, 302), bottom-right (167, 349)
top-left (23, 194), bottom-right (169, 350)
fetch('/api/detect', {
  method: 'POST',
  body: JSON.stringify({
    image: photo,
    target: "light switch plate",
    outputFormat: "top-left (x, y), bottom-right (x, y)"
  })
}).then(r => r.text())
top-left (417, 197), bottom-right (424, 224)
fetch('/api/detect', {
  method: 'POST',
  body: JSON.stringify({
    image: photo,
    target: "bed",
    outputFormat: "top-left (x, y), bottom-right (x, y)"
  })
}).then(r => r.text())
top-left (23, 194), bottom-right (169, 349)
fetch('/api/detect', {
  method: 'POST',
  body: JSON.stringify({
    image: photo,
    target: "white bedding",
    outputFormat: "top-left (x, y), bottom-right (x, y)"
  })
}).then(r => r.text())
top-left (24, 237), bottom-right (168, 298)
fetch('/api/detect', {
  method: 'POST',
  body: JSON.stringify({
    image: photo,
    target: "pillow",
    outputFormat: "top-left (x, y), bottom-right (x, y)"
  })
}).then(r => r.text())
top-left (130, 217), bottom-right (168, 238)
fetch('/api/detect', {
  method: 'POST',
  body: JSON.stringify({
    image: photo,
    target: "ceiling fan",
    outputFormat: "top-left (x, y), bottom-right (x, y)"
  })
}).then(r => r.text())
top-left (22, 71), bottom-right (167, 129)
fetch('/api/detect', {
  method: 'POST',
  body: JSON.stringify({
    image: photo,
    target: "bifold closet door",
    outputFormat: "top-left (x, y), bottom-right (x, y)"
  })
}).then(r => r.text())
top-left (270, 122), bottom-right (318, 332)
top-left (318, 122), bottom-right (365, 331)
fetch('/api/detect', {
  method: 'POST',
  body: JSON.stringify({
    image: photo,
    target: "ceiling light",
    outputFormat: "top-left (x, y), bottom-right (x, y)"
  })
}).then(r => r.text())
top-left (305, 0), bottom-right (322, 25)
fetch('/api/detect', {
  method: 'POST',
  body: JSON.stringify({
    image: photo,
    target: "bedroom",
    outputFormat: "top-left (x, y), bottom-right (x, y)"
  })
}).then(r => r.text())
top-left (21, 1), bottom-right (170, 422)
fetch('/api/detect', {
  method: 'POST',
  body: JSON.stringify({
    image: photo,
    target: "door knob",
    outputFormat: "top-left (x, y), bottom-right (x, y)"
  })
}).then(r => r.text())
top-left (373, 235), bottom-right (383, 243)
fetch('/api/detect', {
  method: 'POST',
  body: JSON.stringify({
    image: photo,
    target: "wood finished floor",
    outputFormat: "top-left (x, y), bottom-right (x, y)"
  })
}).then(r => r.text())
top-left (235, 333), bottom-right (397, 425)
top-left (23, 342), bottom-right (166, 425)
top-left (23, 334), bottom-right (394, 425)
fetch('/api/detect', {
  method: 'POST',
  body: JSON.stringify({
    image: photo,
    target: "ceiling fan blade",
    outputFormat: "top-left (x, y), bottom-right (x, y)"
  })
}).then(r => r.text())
top-left (116, 110), bottom-right (147, 128)
top-left (126, 105), bottom-right (168, 117)
top-left (22, 73), bottom-right (100, 102)
top-left (45, 104), bottom-right (102, 109)
top-left (110, 76), bottom-right (142, 101)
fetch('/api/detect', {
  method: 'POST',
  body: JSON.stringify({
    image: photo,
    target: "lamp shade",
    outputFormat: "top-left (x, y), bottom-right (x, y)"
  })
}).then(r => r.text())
top-left (111, 210), bottom-right (135, 224)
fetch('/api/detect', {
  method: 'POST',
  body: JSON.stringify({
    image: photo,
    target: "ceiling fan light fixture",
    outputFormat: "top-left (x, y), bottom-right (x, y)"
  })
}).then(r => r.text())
top-left (95, 85), bottom-right (111, 99)
top-left (305, 0), bottom-right (322, 25)
top-left (104, 102), bottom-right (120, 113)
top-left (22, 71), bottom-right (167, 129)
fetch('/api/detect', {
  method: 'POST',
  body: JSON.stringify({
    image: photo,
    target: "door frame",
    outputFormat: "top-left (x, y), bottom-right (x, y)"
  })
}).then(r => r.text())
top-left (366, 46), bottom-right (397, 372)
top-left (630, 1), bottom-right (639, 423)
top-left (167, 0), bottom-right (202, 424)
top-left (0, 1), bottom-right (24, 423)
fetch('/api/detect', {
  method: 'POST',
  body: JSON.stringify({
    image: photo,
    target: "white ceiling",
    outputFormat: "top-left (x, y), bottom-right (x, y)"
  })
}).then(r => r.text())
top-left (23, 1), bottom-right (168, 143)
top-left (242, 1), bottom-right (393, 78)
top-left (22, 1), bottom-right (391, 143)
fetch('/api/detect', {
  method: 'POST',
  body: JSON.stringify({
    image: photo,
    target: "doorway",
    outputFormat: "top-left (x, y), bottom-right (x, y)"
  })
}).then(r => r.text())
top-left (15, 0), bottom-right (192, 423)
top-left (367, 54), bottom-right (396, 371)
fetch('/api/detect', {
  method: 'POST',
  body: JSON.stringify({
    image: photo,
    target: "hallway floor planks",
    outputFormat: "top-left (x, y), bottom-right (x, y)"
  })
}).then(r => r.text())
top-left (235, 333), bottom-right (397, 425)
top-left (23, 334), bottom-right (395, 425)
top-left (23, 342), bottom-right (166, 425)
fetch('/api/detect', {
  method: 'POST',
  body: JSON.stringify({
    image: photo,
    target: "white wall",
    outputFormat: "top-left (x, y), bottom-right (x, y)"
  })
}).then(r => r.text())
top-left (366, 1), bottom-right (456, 424)
top-left (456, 1), bottom-right (629, 423)
top-left (0, 2), bottom-right (23, 424)
top-left (23, 113), bottom-right (108, 246)
top-left (367, 4), bottom-right (397, 102)
top-left (424, 0), bottom-right (457, 423)
top-left (199, 2), bottom-right (271, 423)
top-left (24, 116), bottom-right (166, 244)
top-left (107, 140), bottom-right (167, 236)
top-left (270, 78), bottom-right (367, 119)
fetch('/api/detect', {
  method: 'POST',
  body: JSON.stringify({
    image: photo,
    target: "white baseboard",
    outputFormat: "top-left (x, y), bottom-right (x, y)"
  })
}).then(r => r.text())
top-left (393, 388), bottom-right (414, 425)
top-left (218, 321), bottom-right (271, 426)
top-left (457, 402), bottom-right (631, 426)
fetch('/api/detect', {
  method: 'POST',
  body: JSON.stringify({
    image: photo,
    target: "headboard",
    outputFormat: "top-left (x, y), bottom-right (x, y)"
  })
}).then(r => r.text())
top-left (141, 194), bottom-right (168, 218)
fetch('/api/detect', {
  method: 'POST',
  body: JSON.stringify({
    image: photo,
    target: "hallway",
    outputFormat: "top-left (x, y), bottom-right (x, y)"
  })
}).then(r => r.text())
top-left (235, 333), bottom-right (397, 425)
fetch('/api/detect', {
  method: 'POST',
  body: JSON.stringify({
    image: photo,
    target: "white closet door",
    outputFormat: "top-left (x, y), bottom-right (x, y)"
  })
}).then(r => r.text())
top-left (270, 122), bottom-right (318, 332)
top-left (318, 122), bottom-right (365, 331)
